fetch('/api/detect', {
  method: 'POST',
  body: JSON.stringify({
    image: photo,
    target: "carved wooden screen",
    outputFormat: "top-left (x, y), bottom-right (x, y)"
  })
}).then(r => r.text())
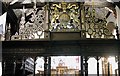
top-left (49, 2), bottom-right (81, 32)
top-left (84, 7), bottom-right (116, 39)
top-left (11, 2), bottom-right (117, 40)
top-left (11, 5), bottom-right (47, 40)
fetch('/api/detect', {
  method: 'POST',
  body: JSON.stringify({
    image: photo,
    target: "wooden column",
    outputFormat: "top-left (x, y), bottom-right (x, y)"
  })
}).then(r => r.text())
top-left (81, 56), bottom-right (84, 76)
top-left (118, 56), bottom-right (120, 76)
top-left (13, 61), bottom-right (16, 76)
top-left (3, 57), bottom-right (15, 76)
top-left (22, 57), bottom-right (26, 76)
top-left (108, 62), bottom-right (110, 76)
top-left (33, 57), bottom-right (37, 76)
top-left (117, 26), bottom-right (119, 39)
top-left (48, 56), bottom-right (51, 76)
top-left (96, 56), bottom-right (99, 76)
top-left (116, 25), bottom-right (120, 76)
top-left (2, 61), bottom-right (6, 76)
top-left (5, 24), bottom-right (11, 41)
top-left (44, 56), bottom-right (48, 76)
top-left (84, 56), bottom-right (88, 76)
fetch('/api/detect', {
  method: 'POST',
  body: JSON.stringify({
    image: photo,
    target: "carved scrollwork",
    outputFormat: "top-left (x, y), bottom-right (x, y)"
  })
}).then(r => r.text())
top-left (84, 7), bottom-right (115, 39)
top-left (50, 2), bottom-right (81, 32)
top-left (12, 7), bottom-right (46, 40)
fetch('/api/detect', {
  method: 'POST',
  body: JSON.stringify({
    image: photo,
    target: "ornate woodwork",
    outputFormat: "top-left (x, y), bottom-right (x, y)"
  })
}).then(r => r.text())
top-left (12, 6), bottom-right (47, 40)
top-left (49, 2), bottom-right (80, 32)
top-left (2, 39), bottom-right (120, 57)
top-left (84, 7), bottom-right (115, 38)
top-left (2, 1), bottom-right (120, 76)
top-left (9, 2), bottom-right (117, 41)
top-left (102, 57), bottom-right (113, 76)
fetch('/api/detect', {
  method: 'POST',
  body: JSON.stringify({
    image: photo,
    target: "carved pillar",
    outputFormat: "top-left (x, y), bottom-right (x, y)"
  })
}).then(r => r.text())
top-left (102, 57), bottom-right (108, 76)
top-left (95, 56), bottom-right (100, 76)
top-left (102, 57), bottom-right (113, 76)
top-left (3, 57), bottom-right (15, 76)
top-left (44, 3), bottom-right (50, 40)
top-left (80, 3), bottom-right (86, 38)
top-left (5, 23), bottom-right (11, 41)
top-left (116, 6), bottom-right (120, 33)
top-left (44, 3), bottom-right (49, 30)
top-left (48, 56), bottom-right (51, 76)
top-left (2, 61), bottom-right (6, 76)
top-left (116, 15), bottom-right (120, 75)
top-left (84, 56), bottom-right (88, 76)
top-left (14, 57), bottom-right (23, 76)
top-left (22, 57), bottom-right (26, 76)
top-left (118, 56), bottom-right (120, 76)
top-left (44, 56), bottom-right (48, 76)
top-left (33, 57), bottom-right (37, 76)
top-left (116, 26), bottom-right (119, 39)
top-left (80, 56), bottom-right (84, 76)
top-left (13, 61), bottom-right (16, 76)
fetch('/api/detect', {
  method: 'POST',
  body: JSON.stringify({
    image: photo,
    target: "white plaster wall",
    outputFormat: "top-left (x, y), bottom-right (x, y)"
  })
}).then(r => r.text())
top-left (115, 6), bottom-right (120, 32)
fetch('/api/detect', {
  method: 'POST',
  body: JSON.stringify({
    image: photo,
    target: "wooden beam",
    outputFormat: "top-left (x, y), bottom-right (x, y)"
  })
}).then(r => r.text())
top-left (2, 39), bottom-right (120, 57)
top-left (9, 2), bottom-right (46, 9)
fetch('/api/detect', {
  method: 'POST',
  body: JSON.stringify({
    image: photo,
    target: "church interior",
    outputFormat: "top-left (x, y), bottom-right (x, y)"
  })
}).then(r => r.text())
top-left (0, 0), bottom-right (120, 76)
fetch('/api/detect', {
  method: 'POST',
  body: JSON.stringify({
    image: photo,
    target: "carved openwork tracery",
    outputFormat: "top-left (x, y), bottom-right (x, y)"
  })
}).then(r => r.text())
top-left (84, 7), bottom-right (116, 39)
top-left (12, 6), bottom-right (46, 40)
top-left (10, 2), bottom-right (117, 40)
top-left (49, 2), bottom-right (81, 32)
top-left (20, 8), bottom-right (45, 39)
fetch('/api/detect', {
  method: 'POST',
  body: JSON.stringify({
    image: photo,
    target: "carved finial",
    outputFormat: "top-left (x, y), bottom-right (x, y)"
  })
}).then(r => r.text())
top-left (15, 32), bottom-right (18, 35)
top-left (116, 25), bottom-right (119, 39)
top-left (33, 0), bottom-right (37, 10)
top-left (20, 5), bottom-right (26, 29)
top-left (8, 23), bottom-right (11, 30)
top-left (5, 23), bottom-right (11, 41)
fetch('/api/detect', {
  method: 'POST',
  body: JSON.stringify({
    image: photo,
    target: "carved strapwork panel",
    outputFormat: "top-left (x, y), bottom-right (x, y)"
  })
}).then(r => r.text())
top-left (20, 8), bottom-right (45, 40)
top-left (49, 2), bottom-right (81, 32)
top-left (11, 6), bottom-right (48, 40)
top-left (84, 7), bottom-right (116, 39)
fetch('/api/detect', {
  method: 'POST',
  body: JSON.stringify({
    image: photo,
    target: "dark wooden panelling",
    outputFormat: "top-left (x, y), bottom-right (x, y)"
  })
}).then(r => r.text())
top-left (50, 32), bottom-right (81, 40)
top-left (2, 39), bottom-right (120, 57)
